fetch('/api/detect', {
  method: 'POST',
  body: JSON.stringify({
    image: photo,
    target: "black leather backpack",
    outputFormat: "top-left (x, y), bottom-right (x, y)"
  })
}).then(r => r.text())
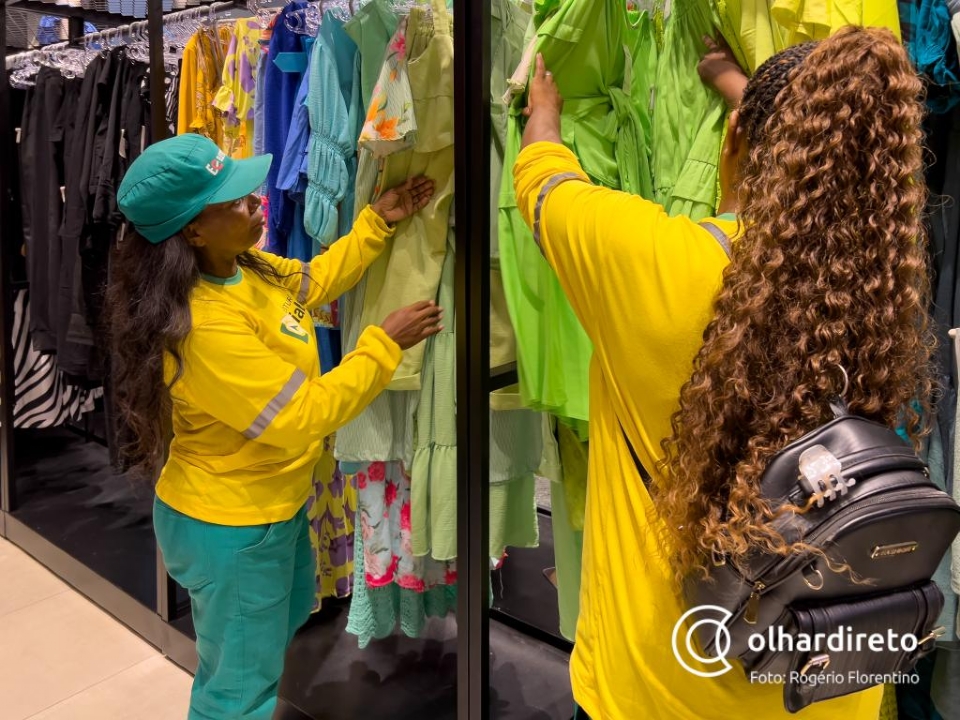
top-left (682, 402), bottom-right (960, 712)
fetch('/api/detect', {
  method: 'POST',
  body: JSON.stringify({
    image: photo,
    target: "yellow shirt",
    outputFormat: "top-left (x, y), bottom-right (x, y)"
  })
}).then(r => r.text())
top-left (157, 207), bottom-right (402, 526)
top-left (513, 142), bottom-right (883, 719)
top-left (717, 0), bottom-right (901, 75)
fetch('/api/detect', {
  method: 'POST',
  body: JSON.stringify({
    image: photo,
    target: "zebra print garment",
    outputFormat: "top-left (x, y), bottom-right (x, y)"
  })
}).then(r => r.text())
top-left (10, 289), bottom-right (101, 429)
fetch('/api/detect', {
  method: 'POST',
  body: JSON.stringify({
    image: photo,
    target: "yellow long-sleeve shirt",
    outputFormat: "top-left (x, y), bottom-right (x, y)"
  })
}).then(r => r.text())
top-left (157, 207), bottom-right (402, 526)
top-left (514, 142), bottom-right (883, 719)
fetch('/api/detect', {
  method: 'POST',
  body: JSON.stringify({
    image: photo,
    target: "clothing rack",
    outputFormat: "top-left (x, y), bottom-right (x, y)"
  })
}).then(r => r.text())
top-left (4, 0), bottom-right (240, 70)
top-left (281, 0), bottom-right (430, 36)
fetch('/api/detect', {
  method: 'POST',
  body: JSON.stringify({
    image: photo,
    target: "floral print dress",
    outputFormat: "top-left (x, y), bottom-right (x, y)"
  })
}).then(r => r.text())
top-left (344, 460), bottom-right (458, 648)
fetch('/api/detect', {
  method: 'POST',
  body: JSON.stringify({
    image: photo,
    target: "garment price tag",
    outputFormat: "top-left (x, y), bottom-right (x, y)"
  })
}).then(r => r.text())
top-left (119, 129), bottom-right (128, 159)
top-left (60, 186), bottom-right (66, 203)
top-left (15, 127), bottom-right (21, 144)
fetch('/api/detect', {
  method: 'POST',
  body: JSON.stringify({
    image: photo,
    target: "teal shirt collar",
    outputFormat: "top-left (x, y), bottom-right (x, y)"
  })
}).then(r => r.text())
top-left (201, 268), bottom-right (242, 286)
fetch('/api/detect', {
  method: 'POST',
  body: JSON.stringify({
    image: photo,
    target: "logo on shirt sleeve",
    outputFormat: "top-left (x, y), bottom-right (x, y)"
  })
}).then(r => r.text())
top-left (280, 313), bottom-right (310, 343)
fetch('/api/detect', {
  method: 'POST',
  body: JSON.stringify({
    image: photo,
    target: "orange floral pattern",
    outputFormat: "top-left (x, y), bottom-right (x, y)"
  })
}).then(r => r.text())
top-left (358, 17), bottom-right (417, 157)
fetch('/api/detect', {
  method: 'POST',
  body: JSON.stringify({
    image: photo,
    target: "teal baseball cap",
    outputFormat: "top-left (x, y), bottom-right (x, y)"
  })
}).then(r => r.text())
top-left (117, 134), bottom-right (272, 243)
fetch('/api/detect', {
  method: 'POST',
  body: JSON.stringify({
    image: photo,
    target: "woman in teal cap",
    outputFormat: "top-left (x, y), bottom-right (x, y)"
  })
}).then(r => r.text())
top-left (109, 133), bottom-right (439, 719)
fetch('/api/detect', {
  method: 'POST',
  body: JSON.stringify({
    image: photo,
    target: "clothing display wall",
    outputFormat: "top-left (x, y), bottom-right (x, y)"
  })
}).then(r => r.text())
top-left (163, 0), bottom-right (542, 644)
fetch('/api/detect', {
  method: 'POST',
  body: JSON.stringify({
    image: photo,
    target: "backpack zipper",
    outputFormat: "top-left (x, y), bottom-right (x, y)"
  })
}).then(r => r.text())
top-left (736, 487), bottom-right (957, 625)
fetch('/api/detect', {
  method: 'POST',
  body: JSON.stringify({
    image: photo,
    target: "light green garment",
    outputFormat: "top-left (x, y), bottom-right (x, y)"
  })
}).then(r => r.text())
top-left (498, 0), bottom-right (658, 425)
top-left (491, 0), bottom-right (531, 261)
top-left (490, 0), bottom-right (530, 370)
top-left (358, 1), bottom-right (455, 392)
top-left (410, 236), bottom-right (542, 561)
top-left (339, 0), bottom-right (541, 574)
top-left (342, 0), bottom-right (399, 113)
top-left (557, 420), bottom-right (588, 531)
top-left (539, 416), bottom-right (584, 643)
top-left (652, 0), bottom-right (725, 221)
top-left (337, 5), bottom-right (451, 460)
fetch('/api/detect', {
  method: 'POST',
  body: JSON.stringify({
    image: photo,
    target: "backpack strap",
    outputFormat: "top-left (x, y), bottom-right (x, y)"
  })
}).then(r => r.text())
top-left (700, 220), bottom-right (732, 259)
top-left (619, 220), bottom-right (731, 488)
top-left (619, 419), bottom-right (652, 487)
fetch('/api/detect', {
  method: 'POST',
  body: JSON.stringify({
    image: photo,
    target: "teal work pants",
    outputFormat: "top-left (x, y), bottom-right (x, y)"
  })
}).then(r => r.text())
top-left (153, 497), bottom-right (315, 720)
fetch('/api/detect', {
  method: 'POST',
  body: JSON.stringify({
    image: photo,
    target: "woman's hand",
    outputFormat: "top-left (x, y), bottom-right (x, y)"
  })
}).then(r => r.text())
top-left (697, 35), bottom-right (748, 109)
top-left (381, 300), bottom-right (443, 350)
top-left (521, 54), bottom-right (563, 149)
top-left (371, 176), bottom-right (435, 224)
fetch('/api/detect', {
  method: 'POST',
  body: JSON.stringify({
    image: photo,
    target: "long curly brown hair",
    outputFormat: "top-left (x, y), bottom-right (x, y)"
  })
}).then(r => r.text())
top-left (656, 27), bottom-right (934, 582)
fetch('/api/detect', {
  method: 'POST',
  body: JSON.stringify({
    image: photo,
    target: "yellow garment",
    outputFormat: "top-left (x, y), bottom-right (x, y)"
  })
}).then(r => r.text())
top-left (177, 27), bottom-right (233, 148)
top-left (772, 0), bottom-right (901, 44)
top-left (176, 37), bottom-right (199, 136)
top-left (213, 18), bottom-right (261, 159)
top-left (309, 434), bottom-right (358, 601)
top-left (713, 0), bottom-right (781, 73)
top-left (716, 0), bottom-right (901, 74)
top-left (157, 208), bottom-right (402, 526)
top-left (513, 142), bottom-right (883, 719)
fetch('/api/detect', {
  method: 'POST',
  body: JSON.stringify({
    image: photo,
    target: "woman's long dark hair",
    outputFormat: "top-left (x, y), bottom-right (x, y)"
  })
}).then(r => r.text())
top-left (106, 227), bottom-right (290, 480)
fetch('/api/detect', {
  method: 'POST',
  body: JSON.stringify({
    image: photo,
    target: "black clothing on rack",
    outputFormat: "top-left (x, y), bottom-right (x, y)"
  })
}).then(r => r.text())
top-left (19, 68), bottom-right (70, 355)
top-left (17, 48), bottom-right (152, 395)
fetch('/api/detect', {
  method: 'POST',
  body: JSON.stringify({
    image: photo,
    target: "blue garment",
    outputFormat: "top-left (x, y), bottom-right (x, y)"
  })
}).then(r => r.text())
top-left (305, 12), bottom-right (362, 247)
top-left (264, 2), bottom-right (309, 256)
top-left (37, 17), bottom-right (96, 45)
top-left (278, 49), bottom-right (315, 261)
top-left (900, 0), bottom-right (960, 112)
top-left (277, 56), bottom-right (312, 204)
top-left (253, 52), bottom-right (268, 167)
top-left (316, 325), bottom-right (341, 374)
top-left (277, 42), bottom-right (344, 369)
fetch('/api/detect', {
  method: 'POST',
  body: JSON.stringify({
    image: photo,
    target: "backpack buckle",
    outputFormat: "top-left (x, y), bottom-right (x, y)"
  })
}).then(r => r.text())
top-left (798, 445), bottom-right (856, 508)
top-left (799, 653), bottom-right (831, 675)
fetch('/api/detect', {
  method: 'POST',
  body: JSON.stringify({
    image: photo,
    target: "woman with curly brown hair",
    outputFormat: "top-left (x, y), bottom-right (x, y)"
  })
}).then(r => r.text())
top-left (516, 26), bottom-right (932, 720)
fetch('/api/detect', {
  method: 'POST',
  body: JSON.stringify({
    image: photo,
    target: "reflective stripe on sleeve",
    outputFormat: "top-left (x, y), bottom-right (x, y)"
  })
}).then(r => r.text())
top-left (242, 368), bottom-right (307, 440)
top-left (533, 172), bottom-right (586, 255)
top-left (699, 221), bottom-right (732, 259)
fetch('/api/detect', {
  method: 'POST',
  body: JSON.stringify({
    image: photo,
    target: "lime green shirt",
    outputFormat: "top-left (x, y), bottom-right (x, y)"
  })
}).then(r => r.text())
top-left (498, 0), bottom-right (657, 426)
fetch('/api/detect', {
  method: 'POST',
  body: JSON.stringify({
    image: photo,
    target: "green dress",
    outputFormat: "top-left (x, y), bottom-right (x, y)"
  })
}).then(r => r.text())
top-left (498, 0), bottom-right (658, 428)
top-left (651, 0), bottom-right (725, 220)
